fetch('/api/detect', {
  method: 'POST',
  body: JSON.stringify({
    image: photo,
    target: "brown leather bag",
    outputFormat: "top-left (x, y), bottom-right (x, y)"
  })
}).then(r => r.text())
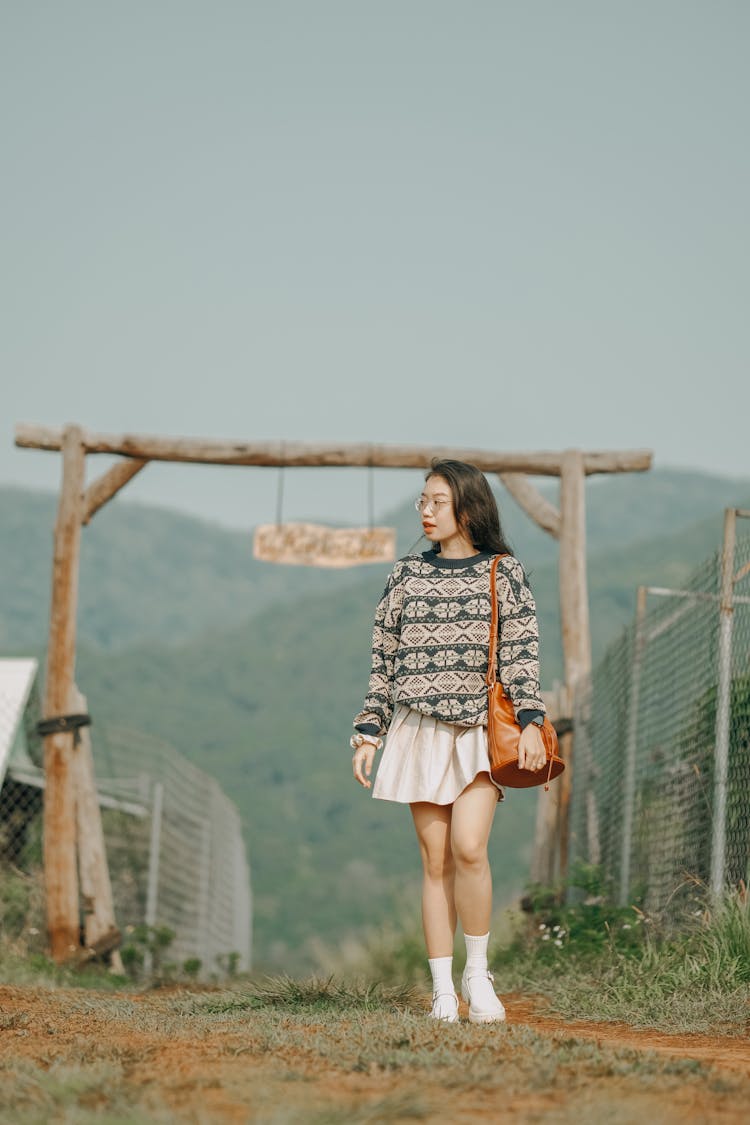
top-left (486, 554), bottom-right (564, 790)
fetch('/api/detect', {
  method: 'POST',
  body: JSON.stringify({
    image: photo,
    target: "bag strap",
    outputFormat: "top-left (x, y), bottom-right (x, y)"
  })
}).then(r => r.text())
top-left (486, 553), bottom-right (509, 688)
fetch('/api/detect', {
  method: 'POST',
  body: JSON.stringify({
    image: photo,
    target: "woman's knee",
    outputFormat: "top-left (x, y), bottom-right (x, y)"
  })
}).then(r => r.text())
top-left (451, 836), bottom-right (488, 871)
top-left (421, 847), bottom-right (455, 881)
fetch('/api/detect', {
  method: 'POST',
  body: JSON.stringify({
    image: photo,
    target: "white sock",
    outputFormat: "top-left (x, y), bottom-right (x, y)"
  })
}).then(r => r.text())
top-left (464, 931), bottom-right (490, 973)
top-left (428, 955), bottom-right (455, 996)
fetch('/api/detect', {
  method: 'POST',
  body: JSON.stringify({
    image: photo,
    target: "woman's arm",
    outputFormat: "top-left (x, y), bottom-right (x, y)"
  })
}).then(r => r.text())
top-left (352, 566), bottom-right (404, 737)
top-left (496, 556), bottom-right (546, 718)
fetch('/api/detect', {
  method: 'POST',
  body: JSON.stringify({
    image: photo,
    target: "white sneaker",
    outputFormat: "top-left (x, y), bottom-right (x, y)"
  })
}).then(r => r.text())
top-left (429, 990), bottom-right (459, 1023)
top-left (461, 968), bottom-right (506, 1024)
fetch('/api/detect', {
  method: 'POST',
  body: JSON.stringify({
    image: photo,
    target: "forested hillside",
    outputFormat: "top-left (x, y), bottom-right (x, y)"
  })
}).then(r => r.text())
top-left (2, 468), bottom-right (749, 967)
top-left (2, 468), bottom-right (746, 654)
top-left (0, 486), bottom-right (371, 652)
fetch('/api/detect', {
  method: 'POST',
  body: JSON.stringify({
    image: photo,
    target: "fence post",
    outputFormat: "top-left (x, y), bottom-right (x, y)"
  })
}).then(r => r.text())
top-left (619, 586), bottom-right (648, 906)
top-left (71, 685), bottom-right (121, 967)
top-left (144, 781), bottom-right (164, 973)
top-left (197, 816), bottom-right (212, 974)
top-left (711, 508), bottom-right (737, 898)
top-left (43, 424), bottom-right (86, 962)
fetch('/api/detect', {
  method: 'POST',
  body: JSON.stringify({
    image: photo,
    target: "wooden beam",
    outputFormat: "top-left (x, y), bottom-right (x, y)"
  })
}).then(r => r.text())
top-left (531, 454), bottom-right (593, 886)
top-left (530, 682), bottom-right (570, 887)
top-left (82, 458), bottom-right (149, 525)
top-left (43, 424), bottom-right (86, 963)
top-left (556, 450), bottom-right (592, 882)
top-left (71, 685), bottom-right (122, 970)
top-left (559, 449), bottom-right (592, 687)
top-left (15, 424), bottom-right (653, 476)
top-left (499, 472), bottom-right (561, 538)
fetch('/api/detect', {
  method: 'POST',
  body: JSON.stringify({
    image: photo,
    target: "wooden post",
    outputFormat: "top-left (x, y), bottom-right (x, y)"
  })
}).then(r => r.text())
top-left (531, 451), bottom-right (592, 886)
top-left (530, 684), bottom-right (569, 887)
top-left (71, 685), bottom-right (122, 968)
top-left (556, 449), bottom-right (591, 878)
top-left (559, 449), bottom-right (592, 689)
top-left (42, 424), bottom-right (86, 962)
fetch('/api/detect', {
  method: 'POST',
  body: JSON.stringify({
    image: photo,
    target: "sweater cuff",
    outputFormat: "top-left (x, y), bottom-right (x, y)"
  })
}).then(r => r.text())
top-left (518, 709), bottom-right (545, 731)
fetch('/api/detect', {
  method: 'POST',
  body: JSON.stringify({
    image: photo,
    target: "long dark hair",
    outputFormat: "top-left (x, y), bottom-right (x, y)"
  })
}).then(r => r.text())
top-left (426, 459), bottom-right (513, 555)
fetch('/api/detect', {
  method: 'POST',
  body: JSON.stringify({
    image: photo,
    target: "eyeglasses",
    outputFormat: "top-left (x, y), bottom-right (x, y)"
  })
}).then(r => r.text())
top-left (415, 497), bottom-right (452, 514)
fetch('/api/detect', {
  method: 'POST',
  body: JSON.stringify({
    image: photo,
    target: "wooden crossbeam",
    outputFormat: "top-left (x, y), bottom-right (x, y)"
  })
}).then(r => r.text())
top-left (499, 472), bottom-right (561, 537)
top-left (83, 459), bottom-right (149, 524)
top-left (15, 424), bottom-right (652, 476)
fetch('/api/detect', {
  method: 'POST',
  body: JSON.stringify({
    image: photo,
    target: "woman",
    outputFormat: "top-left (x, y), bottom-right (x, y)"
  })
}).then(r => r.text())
top-left (351, 459), bottom-right (548, 1024)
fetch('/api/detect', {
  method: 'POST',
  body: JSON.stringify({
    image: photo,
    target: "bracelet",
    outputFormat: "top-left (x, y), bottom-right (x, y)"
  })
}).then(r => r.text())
top-left (350, 733), bottom-right (383, 752)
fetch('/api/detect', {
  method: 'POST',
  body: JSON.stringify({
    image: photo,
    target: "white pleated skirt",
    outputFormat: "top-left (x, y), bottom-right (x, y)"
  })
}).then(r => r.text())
top-left (372, 704), bottom-right (504, 805)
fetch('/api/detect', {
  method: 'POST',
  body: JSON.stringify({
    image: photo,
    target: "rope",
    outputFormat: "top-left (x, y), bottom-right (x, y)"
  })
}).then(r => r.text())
top-left (367, 449), bottom-right (374, 530)
top-left (276, 441), bottom-right (286, 526)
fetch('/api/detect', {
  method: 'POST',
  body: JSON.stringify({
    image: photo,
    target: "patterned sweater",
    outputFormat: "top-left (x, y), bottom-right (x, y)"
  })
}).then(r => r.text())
top-left (353, 550), bottom-right (545, 736)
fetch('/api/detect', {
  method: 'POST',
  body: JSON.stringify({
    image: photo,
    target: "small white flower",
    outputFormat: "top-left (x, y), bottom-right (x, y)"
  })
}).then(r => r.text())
top-left (558, 930), bottom-right (566, 937)
top-left (622, 924), bottom-right (631, 930)
top-left (27, 927), bottom-right (39, 935)
top-left (552, 925), bottom-right (560, 933)
top-left (554, 939), bottom-right (563, 947)
top-left (542, 933), bottom-right (551, 941)
top-left (538, 924), bottom-right (546, 931)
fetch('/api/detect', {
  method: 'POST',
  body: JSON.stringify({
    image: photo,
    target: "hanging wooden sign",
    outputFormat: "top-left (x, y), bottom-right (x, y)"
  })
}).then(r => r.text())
top-left (253, 523), bottom-right (396, 568)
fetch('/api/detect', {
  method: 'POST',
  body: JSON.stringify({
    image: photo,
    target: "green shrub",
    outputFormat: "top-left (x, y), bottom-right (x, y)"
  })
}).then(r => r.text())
top-left (504, 863), bottom-right (649, 968)
top-left (0, 868), bottom-right (31, 937)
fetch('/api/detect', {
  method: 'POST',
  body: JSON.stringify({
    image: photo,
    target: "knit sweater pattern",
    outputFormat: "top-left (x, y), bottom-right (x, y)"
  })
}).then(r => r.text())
top-left (353, 551), bottom-right (545, 735)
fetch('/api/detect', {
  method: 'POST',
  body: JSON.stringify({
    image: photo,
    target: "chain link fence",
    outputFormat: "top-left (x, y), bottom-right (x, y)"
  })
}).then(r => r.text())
top-left (569, 513), bottom-right (750, 919)
top-left (0, 661), bottom-right (44, 875)
top-left (1, 662), bottom-right (252, 975)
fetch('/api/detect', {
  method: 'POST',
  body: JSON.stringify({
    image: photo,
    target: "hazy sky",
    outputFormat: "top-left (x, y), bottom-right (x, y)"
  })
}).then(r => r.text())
top-left (3, 1), bottom-right (748, 529)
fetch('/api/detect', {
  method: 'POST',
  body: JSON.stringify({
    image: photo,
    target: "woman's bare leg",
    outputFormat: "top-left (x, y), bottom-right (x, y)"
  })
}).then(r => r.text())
top-left (410, 801), bottom-right (456, 957)
top-left (450, 773), bottom-right (498, 935)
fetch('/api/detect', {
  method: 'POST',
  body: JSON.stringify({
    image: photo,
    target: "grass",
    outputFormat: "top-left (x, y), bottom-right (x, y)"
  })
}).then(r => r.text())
top-left (195, 973), bottom-right (419, 1014)
top-left (2, 882), bottom-right (748, 1036)
top-left (0, 1057), bottom-right (173, 1124)
top-left (488, 885), bottom-right (750, 1035)
top-left (1, 976), bottom-right (746, 1116)
top-left (0, 944), bottom-right (131, 992)
top-left (0, 971), bottom-right (747, 1123)
top-left (307, 878), bottom-right (750, 1036)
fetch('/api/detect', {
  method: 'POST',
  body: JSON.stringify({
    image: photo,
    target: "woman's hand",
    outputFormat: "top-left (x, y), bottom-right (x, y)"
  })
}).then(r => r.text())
top-left (352, 743), bottom-right (377, 789)
top-left (517, 724), bottom-right (547, 772)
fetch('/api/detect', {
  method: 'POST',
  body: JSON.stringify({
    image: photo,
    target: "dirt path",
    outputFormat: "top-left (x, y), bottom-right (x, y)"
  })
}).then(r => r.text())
top-left (502, 994), bottom-right (750, 1078)
top-left (1, 984), bottom-right (748, 1123)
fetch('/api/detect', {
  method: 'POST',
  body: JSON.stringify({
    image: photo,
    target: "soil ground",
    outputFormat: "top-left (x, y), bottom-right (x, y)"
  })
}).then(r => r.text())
top-left (0, 984), bottom-right (748, 1124)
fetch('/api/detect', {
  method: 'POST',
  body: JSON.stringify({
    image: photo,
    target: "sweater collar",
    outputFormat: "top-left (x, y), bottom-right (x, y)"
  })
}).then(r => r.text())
top-left (421, 549), bottom-right (493, 570)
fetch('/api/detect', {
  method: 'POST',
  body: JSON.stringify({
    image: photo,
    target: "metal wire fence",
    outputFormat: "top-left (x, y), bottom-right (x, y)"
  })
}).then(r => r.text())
top-left (93, 723), bottom-right (252, 975)
top-left (0, 673), bottom-right (252, 975)
top-left (569, 513), bottom-right (750, 918)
